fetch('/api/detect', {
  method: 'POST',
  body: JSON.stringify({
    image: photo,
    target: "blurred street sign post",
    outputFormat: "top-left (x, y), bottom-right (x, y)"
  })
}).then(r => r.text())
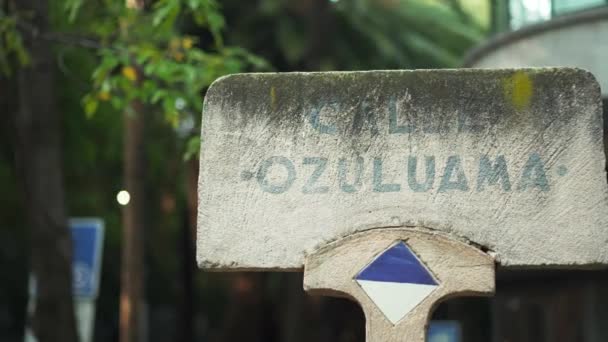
top-left (70, 218), bottom-right (105, 299)
top-left (25, 218), bottom-right (104, 342)
top-left (70, 218), bottom-right (105, 342)
top-left (428, 321), bottom-right (461, 342)
top-left (197, 69), bottom-right (608, 341)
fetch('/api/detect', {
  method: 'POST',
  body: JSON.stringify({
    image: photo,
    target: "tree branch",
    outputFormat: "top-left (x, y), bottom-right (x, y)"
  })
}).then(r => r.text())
top-left (17, 20), bottom-right (105, 50)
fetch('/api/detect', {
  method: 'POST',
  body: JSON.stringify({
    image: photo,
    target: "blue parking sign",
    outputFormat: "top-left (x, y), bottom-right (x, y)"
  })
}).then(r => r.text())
top-left (428, 321), bottom-right (461, 342)
top-left (70, 218), bottom-right (104, 299)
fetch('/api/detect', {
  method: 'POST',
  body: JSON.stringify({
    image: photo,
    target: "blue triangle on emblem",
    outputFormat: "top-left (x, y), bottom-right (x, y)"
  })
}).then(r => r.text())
top-left (355, 242), bottom-right (437, 285)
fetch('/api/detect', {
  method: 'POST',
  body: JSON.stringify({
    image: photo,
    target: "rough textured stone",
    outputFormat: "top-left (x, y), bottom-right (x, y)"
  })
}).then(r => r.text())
top-left (303, 228), bottom-right (495, 342)
top-left (197, 68), bottom-right (608, 270)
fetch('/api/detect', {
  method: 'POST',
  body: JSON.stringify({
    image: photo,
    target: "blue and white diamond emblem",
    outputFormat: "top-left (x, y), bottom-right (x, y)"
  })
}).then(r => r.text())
top-left (355, 241), bottom-right (439, 324)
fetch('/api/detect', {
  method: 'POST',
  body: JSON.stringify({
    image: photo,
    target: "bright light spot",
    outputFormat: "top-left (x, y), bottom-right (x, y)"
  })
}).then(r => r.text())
top-left (175, 114), bottom-right (195, 138)
top-left (510, 0), bottom-right (551, 29)
top-left (175, 97), bottom-right (186, 110)
top-left (523, 0), bottom-right (551, 17)
top-left (116, 190), bottom-right (130, 206)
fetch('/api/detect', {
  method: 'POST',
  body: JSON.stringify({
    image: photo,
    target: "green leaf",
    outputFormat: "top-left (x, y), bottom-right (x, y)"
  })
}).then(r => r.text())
top-left (277, 19), bottom-right (305, 64)
top-left (206, 10), bottom-right (225, 47)
top-left (188, 0), bottom-right (204, 10)
top-left (206, 10), bottom-right (225, 33)
top-left (183, 136), bottom-right (201, 161)
top-left (110, 97), bottom-right (123, 110)
top-left (64, 0), bottom-right (84, 22)
top-left (153, 0), bottom-right (181, 27)
top-left (151, 90), bottom-right (167, 104)
top-left (83, 94), bottom-right (99, 118)
top-left (92, 53), bottom-right (119, 83)
top-left (245, 54), bottom-right (271, 70)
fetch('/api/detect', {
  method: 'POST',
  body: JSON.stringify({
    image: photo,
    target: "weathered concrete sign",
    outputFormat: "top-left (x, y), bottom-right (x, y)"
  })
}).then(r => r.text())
top-left (197, 68), bottom-right (608, 270)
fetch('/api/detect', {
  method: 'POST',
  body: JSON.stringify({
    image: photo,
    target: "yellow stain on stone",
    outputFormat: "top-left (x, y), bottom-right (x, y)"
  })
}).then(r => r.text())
top-left (270, 86), bottom-right (277, 111)
top-left (503, 71), bottom-right (533, 111)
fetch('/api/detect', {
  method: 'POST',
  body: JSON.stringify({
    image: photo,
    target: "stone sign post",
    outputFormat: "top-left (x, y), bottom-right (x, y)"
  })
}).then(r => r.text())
top-left (197, 69), bottom-right (608, 341)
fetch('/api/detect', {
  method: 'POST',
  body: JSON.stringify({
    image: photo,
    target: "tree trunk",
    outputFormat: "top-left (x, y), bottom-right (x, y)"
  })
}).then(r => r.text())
top-left (185, 158), bottom-right (198, 240)
top-left (176, 158), bottom-right (198, 342)
top-left (14, 0), bottom-right (78, 341)
top-left (120, 101), bottom-right (147, 342)
top-left (177, 207), bottom-right (195, 342)
top-left (302, 0), bottom-right (332, 71)
top-left (216, 273), bottom-right (271, 342)
top-left (119, 1), bottom-right (147, 340)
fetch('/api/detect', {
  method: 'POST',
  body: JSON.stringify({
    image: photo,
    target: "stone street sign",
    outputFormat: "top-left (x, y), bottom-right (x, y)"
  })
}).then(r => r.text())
top-left (197, 68), bottom-right (608, 270)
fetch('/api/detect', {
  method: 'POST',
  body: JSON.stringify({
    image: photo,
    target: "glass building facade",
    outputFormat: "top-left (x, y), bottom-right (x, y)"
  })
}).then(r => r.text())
top-left (494, 0), bottom-right (608, 30)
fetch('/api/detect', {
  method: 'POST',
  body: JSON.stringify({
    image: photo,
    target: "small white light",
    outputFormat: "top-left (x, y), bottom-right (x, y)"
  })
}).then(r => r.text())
top-left (175, 98), bottom-right (186, 110)
top-left (116, 190), bottom-right (130, 206)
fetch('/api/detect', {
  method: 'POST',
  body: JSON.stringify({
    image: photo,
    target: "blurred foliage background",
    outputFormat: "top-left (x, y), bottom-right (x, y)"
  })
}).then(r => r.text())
top-left (0, 0), bottom-right (491, 341)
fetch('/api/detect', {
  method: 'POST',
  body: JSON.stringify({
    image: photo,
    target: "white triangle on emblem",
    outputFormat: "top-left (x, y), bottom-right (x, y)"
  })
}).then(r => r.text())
top-left (356, 280), bottom-right (437, 324)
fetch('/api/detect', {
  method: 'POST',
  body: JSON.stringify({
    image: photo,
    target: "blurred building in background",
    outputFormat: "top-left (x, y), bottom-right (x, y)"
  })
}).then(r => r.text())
top-left (467, 0), bottom-right (607, 101)
top-left (463, 1), bottom-right (608, 341)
